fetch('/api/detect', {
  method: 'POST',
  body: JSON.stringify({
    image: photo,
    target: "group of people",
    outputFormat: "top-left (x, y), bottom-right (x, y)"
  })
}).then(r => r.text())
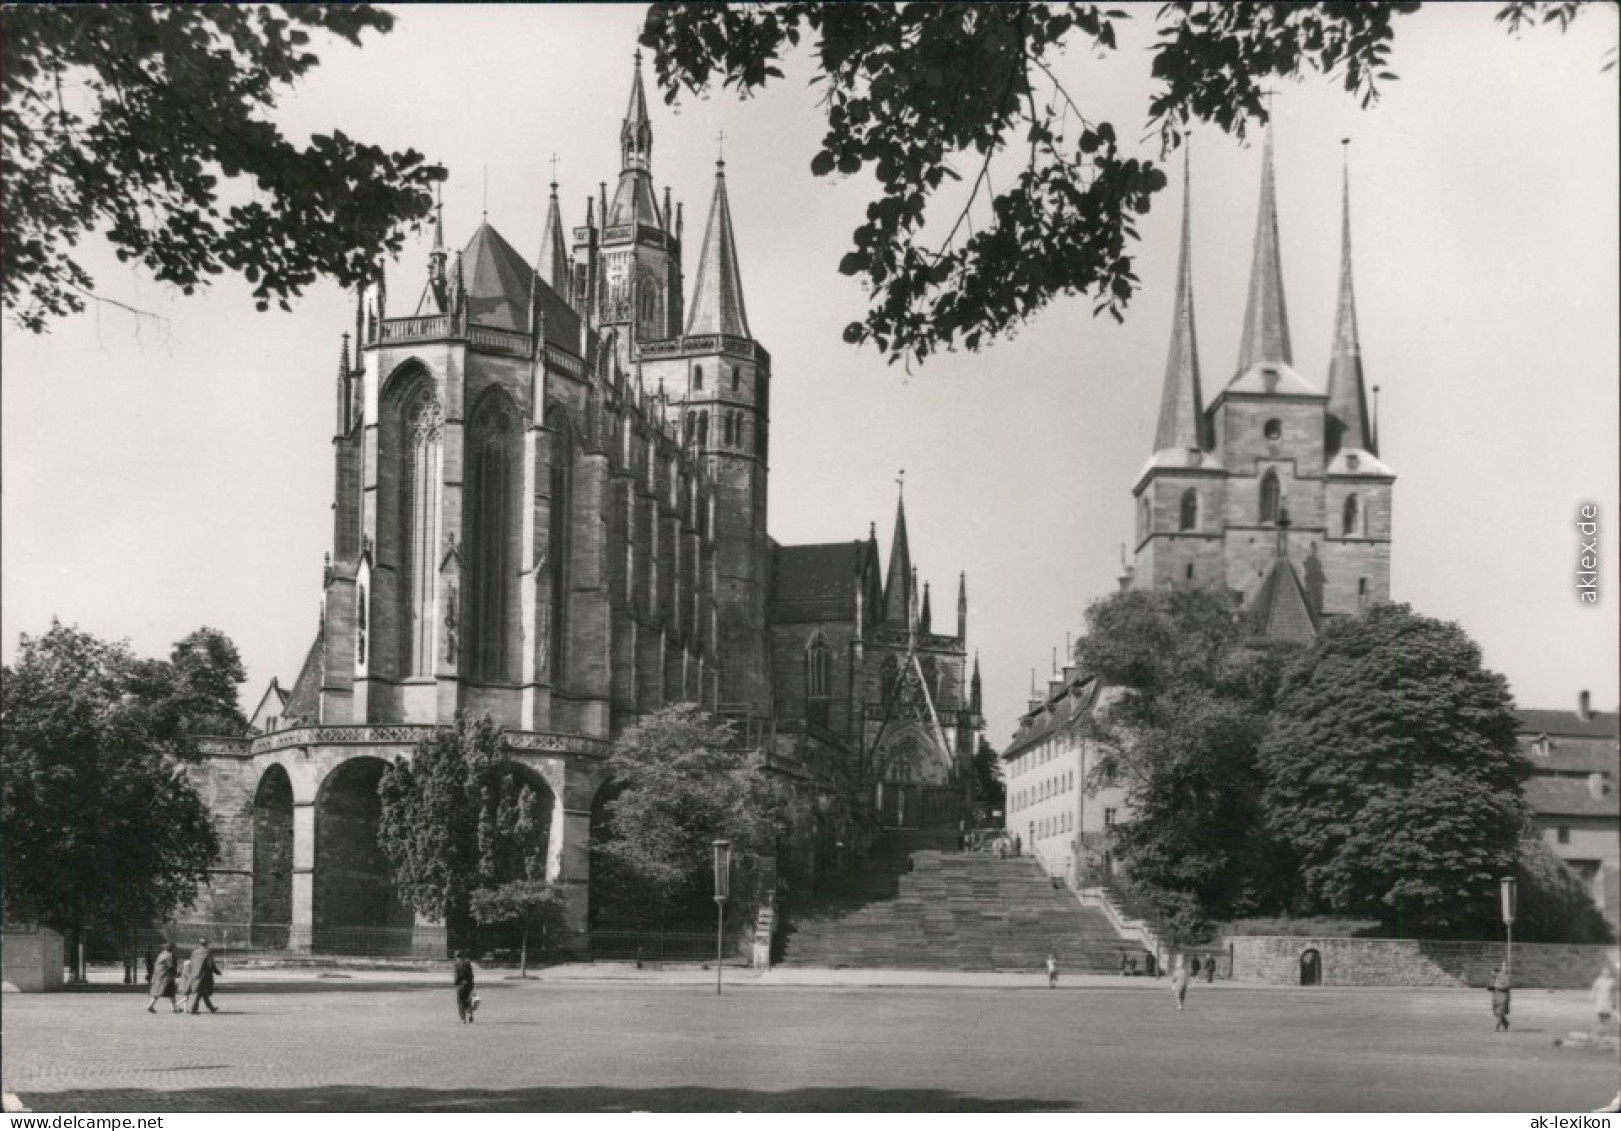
top-left (144, 938), bottom-right (222, 1015)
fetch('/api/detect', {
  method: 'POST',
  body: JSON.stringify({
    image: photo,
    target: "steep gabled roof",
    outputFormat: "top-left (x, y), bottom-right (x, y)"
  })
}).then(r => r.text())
top-left (281, 627), bottom-right (325, 726)
top-left (772, 541), bottom-right (863, 623)
top-left (1326, 153), bottom-right (1375, 456)
top-left (1247, 556), bottom-right (1318, 644)
top-left (1524, 775), bottom-right (1619, 819)
top-left (1153, 155), bottom-right (1206, 455)
top-left (882, 491), bottom-right (911, 627)
top-left (1234, 123), bottom-right (1293, 378)
top-left (462, 221), bottom-right (580, 348)
top-left (1517, 708), bottom-right (1620, 741)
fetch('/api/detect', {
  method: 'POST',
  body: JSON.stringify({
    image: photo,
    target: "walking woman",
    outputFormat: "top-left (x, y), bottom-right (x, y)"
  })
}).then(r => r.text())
top-left (1170, 955), bottom-right (1190, 1011)
top-left (454, 951), bottom-right (477, 1023)
top-left (146, 941), bottom-right (179, 1014)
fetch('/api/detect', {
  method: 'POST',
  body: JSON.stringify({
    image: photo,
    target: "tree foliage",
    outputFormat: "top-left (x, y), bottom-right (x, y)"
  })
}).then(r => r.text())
top-left (1259, 604), bottom-right (1529, 935)
top-left (377, 713), bottom-right (553, 939)
top-left (468, 879), bottom-right (568, 976)
top-left (641, 1), bottom-right (1611, 365)
top-left (1511, 834), bottom-right (1615, 945)
top-left (594, 704), bottom-right (788, 928)
top-left (971, 737), bottom-right (1005, 825)
top-left (1, 4), bottom-right (444, 332)
top-left (1072, 588), bottom-right (1299, 937)
top-left (0, 621), bottom-right (242, 949)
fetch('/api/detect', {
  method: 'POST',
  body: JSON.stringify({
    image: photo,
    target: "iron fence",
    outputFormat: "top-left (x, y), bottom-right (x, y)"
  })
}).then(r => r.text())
top-left (586, 929), bottom-right (745, 964)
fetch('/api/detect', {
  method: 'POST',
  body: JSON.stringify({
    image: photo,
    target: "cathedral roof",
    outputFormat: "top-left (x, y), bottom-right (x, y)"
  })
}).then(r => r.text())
top-left (1246, 555), bottom-right (1318, 644)
top-left (462, 221), bottom-right (579, 347)
top-left (773, 541), bottom-right (863, 622)
top-left (607, 171), bottom-right (663, 230)
top-left (684, 162), bottom-right (751, 338)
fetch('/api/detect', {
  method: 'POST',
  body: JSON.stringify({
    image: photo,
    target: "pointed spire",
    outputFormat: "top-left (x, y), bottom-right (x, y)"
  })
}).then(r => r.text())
top-left (621, 49), bottom-right (653, 173)
top-left (883, 485), bottom-right (912, 626)
top-left (427, 188), bottom-right (448, 313)
top-left (920, 581), bottom-right (933, 635)
top-left (1234, 121), bottom-right (1293, 375)
top-left (1154, 151), bottom-right (1205, 454)
top-left (957, 571), bottom-right (968, 640)
top-left (1326, 141), bottom-right (1374, 456)
top-left (684, 159), bottom-right (752, 338)
top-left (970, 652), bottom-right (983, 715)
top-left (537, 179), bottom-right (571, 296)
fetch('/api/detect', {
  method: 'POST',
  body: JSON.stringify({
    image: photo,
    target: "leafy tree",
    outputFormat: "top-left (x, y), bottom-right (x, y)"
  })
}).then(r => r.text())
top-left (1512, 834), bottom-right (1615, 945)
top-left (1, 621), bottom-right (237, 973)
top-left (1071, 588), bottom-right (1300, 937)
top-left (468, 879), bottom-right (568, 977)
top-left (1258, 604), bottom-right (1529, 935)
top-left (641, 1), bottom-right (1612, 364)
top-left (1, 4), bottom-right (444, 333)
top-left (971, 737), bottom-right (1005, 826)
top-left (594, 704), bottom-right (788, 928)
top-left (376, 713), bottom-right (553, 948)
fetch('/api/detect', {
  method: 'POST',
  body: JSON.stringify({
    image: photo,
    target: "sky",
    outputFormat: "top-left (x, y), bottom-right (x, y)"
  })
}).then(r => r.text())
top-left (3, 4), bottom-right (1617, 746)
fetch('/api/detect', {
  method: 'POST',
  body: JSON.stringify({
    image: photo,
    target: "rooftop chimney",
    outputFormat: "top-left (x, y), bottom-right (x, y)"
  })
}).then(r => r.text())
top-left (1579, 689), bottom-right (1592, 721)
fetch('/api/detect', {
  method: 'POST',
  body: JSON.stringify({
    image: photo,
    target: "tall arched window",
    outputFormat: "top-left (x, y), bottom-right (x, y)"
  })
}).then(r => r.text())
top-left (1342, 494), bottom-right (1361, 537)
top-left (1259, 469), bottom-right (1282, 524)
top-left (806, 632), bottom-right (830, 698)
top-left (684, 411), bottom-right (695, 445)
top-left (402, 390), bottom-right (444, 676)
top-left (693, 364), bottom-right (704, 391)
top-left (548, 416), bottom-right (574, 685)
top-left (697, 411), bottom-right (709, 447)
top-left (468, 396), bottom-right (517, 681)
top-left (1179, 488), bottom-right (1198, 532)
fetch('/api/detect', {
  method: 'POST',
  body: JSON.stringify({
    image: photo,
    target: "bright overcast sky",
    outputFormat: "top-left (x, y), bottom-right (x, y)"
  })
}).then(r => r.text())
top-left (3, 4), bottom-right (1617, 745)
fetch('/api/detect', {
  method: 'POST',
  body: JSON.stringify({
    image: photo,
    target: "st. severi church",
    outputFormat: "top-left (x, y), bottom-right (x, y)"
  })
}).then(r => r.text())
top-left (194, 55), bottom-right (984, 948)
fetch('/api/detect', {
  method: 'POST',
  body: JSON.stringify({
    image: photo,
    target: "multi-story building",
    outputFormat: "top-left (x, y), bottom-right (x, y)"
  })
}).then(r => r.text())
top-left (1518, 692), bottom-right (1620, 934)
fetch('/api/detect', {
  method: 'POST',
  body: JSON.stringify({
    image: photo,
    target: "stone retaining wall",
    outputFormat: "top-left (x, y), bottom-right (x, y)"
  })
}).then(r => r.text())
top-left (1227, 935), bottom-right (1619, 988)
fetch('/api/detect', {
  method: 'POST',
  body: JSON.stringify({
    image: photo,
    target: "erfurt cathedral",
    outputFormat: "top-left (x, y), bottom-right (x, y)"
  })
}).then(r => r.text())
top-left (192, 55), bottom-right (985, 949)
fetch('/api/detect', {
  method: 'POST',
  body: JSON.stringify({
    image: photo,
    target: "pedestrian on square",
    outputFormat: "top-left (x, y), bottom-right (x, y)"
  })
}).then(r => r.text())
top-left (185, 939), bottom-right (221, 1014)
top-left (143, 946), bottom-right (156, 983)
top-left (1190, 956), bottom-right (1202, 978)
top-left (1488, 963), bottom-right (1511, 1032)
top-left (1046, 952), bottom-right (1059, 989)
top-left (1592, 964), bottom-right (1617, 1027)
top-left (1170, 956), bottom-right (1190, 1010)
top-left (1204, 955), bottom-right (1217, 983)
top-left (146, 941), bottom-right (179, 1014)
top-left (454, 950), bottom-right (476, 1023)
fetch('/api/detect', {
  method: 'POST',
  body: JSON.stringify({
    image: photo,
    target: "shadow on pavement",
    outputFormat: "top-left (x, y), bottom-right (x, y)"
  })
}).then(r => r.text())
top-left (19, 1085), bottom-right (1073, 1113)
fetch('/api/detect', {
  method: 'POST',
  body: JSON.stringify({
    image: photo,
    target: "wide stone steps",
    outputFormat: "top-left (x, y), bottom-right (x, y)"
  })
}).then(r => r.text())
top-left (780, 843), bottom-right (1142, 972)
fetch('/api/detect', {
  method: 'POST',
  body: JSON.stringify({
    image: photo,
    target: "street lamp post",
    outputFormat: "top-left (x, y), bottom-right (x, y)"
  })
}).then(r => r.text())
top-left (712, 838), bottom-right (732, 996)
top-left (1500, 875), bottom-right (1517, 983)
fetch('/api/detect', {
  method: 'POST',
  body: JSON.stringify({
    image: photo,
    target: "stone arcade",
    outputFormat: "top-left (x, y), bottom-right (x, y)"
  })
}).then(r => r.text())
top-left (190, 55), bottom-right (985, 951)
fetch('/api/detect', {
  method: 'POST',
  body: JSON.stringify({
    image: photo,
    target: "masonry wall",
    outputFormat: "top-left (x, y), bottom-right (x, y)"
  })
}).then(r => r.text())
top-left (1226, 935), bottom-right (1620, 988)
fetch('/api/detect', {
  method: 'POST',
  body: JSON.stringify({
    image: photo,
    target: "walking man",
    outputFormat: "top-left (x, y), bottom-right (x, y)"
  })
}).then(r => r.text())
top-left (185, 939), bottom-right (221, 1014)
top-left (1170, 956), bottom-right (1190, 1011)
top-left (1046, 952), bottom-right (1059, 989)
top-left (1488, 962), bottom-right (1511, 1032)
top-left (146, 941), bottom-right (179, 1014)
top-left (454, 950), bottom-right (477, 1023)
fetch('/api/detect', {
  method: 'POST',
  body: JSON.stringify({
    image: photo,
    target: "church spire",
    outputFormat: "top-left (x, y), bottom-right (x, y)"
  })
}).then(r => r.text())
top-left (427, 189), bottom-right (448, 313)
top-left (957, 571), bottom-right (968, 640)
top-left (1153, 152), bottom-right (1205, 454)
top-left (882, 484), bottom-right (911, 626)
top-left (684, 158), bottom-right (752, 338)
top-left (621, 49), bottom-right (653, 174)
top-left (1234, 121), bottom-right (1293, 375)
top-left (920, 581), bottom-right (933, 635)
top-left (970, 651), bottom-right (983, 715)
top-left (1326, 143), bottom-right (1374, 456)
top-left (537, 177), bottom-right (571, 297)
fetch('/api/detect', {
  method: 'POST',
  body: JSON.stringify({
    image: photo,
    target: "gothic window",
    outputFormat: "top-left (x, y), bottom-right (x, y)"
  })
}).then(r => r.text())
top-left (468, 397), bottom-right (517, 681)
top-left (1138, 496), bottom-right (1150, 539)
top-left (693, 364), bottom-right (704, 391)
top-left (684, 411), bottom-right (695, 446)
top-left (1342, 494), bottom-right (1361, 537)
top-left (1358, 576), bottom-right (1369, 609)
top-left (1179, 489), bottom-right (1198, 532)
top-left (697, 411), bottom-right (709, 447)
top-left (548, 420), bottom-right (574, 684)
top-left (731, 366), bottom-right (741, 391)
top-left (402, 390), bottom-right (444, 676)
top-left (921, 657), bottom-right (938, 699)
top-left (1259, 469), bottom-right (1281, 525)
top-left (805, 632), bottom-right (830, 698)
top-left (357, 585), bottom-right (368, 666)
top-left (1185, 563), bottom-right (1195, 581)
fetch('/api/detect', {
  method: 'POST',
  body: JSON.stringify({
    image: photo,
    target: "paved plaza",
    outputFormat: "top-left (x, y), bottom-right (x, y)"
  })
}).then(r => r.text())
top-left (2, 970), bottom-right (1615, 1112)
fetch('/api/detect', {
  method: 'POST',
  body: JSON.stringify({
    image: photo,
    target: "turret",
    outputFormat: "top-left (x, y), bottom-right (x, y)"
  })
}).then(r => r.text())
top-left (957, 571), bottom-right (968, 640)
top-left (882, 488), bottom-right (911, 626)
top-left (537, 179), bottom-right (572, 300)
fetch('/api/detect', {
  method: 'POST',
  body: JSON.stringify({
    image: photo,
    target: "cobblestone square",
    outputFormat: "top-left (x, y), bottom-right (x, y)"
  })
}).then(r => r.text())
top-left (2, 972), bottom-right (1614, 1112)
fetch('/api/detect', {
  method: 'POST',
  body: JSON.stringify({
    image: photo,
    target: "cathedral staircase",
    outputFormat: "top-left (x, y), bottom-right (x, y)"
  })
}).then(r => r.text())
top-left (777, 831), bottom-right (1138, 972)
